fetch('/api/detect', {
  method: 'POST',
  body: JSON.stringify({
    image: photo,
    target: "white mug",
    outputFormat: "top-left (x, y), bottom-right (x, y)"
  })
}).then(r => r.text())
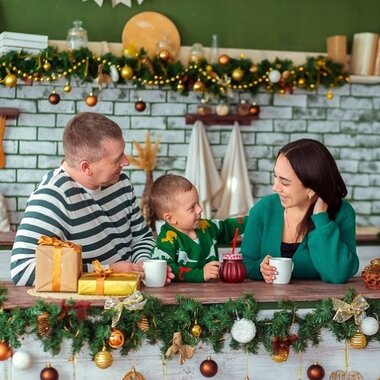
top-left (269, 257), bottom-right (294, 284)
top-left (142, 260), bottom-right (167, 287)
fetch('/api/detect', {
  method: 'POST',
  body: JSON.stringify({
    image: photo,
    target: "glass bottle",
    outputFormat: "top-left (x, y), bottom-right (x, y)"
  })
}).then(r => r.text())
top-left (189, 43), bottom-right (206, 64)
top-left (67, 20), bottom-right (88, 50)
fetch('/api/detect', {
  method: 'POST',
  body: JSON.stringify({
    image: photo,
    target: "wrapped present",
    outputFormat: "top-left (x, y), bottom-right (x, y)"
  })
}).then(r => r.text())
top-left (35, 236), bottom-right (82, 292)
top-left (78, 260), bottom-right (140, 296)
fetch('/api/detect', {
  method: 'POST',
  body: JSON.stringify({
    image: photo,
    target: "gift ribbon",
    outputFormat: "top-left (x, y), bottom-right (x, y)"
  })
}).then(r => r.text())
top-left (331, 294), bottom-right (369, 325)
top-left (104, 290), bottom-right (146, 327)
top-left (38, 236), bottom-right (81, 292)
top-left (165, 332), bottom-right (195, 365)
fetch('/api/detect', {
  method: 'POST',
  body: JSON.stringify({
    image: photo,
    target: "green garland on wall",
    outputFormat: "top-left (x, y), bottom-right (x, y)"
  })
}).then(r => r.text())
top-left (0, 46), bottom-right (349, 100)
top-left (0, 286), bottom-right (379, 361)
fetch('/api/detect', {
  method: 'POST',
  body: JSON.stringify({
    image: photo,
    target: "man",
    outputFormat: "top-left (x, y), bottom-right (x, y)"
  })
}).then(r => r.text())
top-left (11, 112), bottom-right (164, 286)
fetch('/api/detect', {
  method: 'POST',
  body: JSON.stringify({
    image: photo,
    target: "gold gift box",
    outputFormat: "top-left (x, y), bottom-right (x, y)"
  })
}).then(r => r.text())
top-left (35, 236), bottom-right (82, 293)
top-left (78, 272), bottom-right (140, 296)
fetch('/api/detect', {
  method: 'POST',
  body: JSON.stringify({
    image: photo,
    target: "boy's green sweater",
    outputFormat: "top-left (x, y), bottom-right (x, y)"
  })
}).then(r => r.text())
top-left (152, 217), bottom-right (247, 282)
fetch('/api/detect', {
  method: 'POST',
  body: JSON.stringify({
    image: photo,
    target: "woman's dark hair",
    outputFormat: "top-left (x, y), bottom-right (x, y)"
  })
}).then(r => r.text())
top-left (278, 138), bottom-right (347, 235)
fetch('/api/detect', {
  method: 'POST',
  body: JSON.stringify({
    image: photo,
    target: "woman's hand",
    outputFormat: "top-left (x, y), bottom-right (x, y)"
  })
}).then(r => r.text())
top-left (313, 197), bottom-right (328, 214)
top-left (110, 261), bottom-right (144, 277)
top-left (259, 255), bottom-right (277, 284)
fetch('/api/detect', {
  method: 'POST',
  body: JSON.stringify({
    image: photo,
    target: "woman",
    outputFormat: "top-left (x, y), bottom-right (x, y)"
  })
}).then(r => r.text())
top-left (241, 138), bottom-right (359, 284)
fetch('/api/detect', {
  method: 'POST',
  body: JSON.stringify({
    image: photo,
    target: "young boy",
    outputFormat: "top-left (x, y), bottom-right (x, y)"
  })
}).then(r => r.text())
top-left (149, 174), bottom-right (247, 282)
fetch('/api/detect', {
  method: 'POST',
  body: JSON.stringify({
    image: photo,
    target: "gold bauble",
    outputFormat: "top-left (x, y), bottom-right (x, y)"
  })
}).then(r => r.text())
top-left (350, 331), bottom-right (367, 349)
top-left (177, 82), bottom-right (185, 92)
top-left (63, 83), bottom-right (72, 92)
top-left (94, 347), bottom-right (113, 369)
top-left (326, 90), bottom-right (334, 100)
top-left (158, 49), bottom-right (170, 62)
top-left (250, 65), bottom-right (258, 73)
top-left (193, 81), bottom-right (205, 92)
top-left (0, 341), bottom-right (12, 361)
top-left (205, 65), bottom-right (213, 73)
top-left (43, 61), bottom-right (51, 71)
top-left (122, 366), bottom-right (146, 380)
top-left (124, 45), bottom-right (139, 58)
top-left (218, 54), bottom-right (231, 65)
top-left (298, 78), bottom-right (305, 87)
top-left (107, 328), bottom-right (125, 349)
top-left (232, 67), bottom-right (244, 81)
top-left (120, 65), bottom-right (133, 80)
top-left (4, 73), bottom-right (17, 88)
top-left (191, 323), bottom-right (202, 337)
top-left (85, 93), bottom-right (98, 107)
top-left (281, 70), bottom-right (291, 80)
top-left (271, 348), bottom-right (289, 363)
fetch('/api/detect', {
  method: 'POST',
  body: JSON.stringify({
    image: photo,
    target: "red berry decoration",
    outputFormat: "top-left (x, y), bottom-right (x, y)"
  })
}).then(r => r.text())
top-left (199, 355), bottom-right (218, 377)
top-left (40, 363), bottom-right (59, 380)
top-left (307, 362), bottom-right (325, 380)
top-left (135, 98), bottom-right (146, 112)
top-left (48, 91), bottom-right (60, 105)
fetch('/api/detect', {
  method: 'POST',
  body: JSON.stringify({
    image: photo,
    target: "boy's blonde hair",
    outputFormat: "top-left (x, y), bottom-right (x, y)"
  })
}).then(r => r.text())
top-left (149, 174), bottom-right (194, 219)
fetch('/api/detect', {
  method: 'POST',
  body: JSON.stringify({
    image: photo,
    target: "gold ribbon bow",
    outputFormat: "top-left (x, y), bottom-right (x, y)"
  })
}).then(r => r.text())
top-left (331, 294), bottom-right (369, 325)
top-left (92, 259), bottom-right (114, 277)
top-left (38, 235), bottom-right (81, 252)
top-left (38, 235), bottom-right (81, 292)
top-left (104, 291), bottom-right (146, 327)
top-left (165, 332), bottom-right (195, 365)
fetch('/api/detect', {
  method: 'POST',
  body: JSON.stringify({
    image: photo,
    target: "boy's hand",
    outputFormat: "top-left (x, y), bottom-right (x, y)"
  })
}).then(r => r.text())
top-left (166, 265), bottom-right (175, 284)
top-left (204, 261), bottom-right (222, 281)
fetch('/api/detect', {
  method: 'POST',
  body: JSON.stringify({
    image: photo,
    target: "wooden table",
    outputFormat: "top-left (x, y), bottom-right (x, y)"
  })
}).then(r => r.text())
top-left (2, 277), bottom-right (379, 309)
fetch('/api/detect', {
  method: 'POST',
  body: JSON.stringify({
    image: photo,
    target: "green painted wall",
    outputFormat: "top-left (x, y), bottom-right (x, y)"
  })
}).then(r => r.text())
top-left (0, 0), bottom-right (380, 52)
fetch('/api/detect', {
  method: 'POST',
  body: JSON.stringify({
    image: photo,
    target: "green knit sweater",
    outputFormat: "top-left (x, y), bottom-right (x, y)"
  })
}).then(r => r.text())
top-left (241, 194), bottom-right (359, 284)
top-left (151, 217), bottom-right (247, 282)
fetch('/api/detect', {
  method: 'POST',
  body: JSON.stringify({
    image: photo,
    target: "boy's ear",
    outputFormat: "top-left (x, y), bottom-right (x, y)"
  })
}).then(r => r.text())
top-left (163, 212), bottom-right (176, 225)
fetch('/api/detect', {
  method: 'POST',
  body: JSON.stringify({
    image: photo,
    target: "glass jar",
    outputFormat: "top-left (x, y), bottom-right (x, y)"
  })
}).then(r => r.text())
top-left (237, 99), bottom-right (251, 116)
top-left (219, 253), bottom-right (247, 283)
top-left (215, 99), bottom-right (230, 116)
top-left (67, 20), bottom-right (88, 50)
top-left (189, 43), bottom-right (206, 64)
top-left (196, 96), bottom-right (212, 115)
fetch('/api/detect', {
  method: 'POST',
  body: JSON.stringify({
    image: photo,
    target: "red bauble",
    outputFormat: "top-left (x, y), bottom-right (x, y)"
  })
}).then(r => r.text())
top-left (249, 103), bottom-right (260, 116)
top-left (40, 364), bottom-right (59, 380)
top-left (219, 254), bottom-right (247, 283)
top-left (0, 341), bottom-right (12, 361)
top-left (48, 91), bottom-right (60, 105)
top-left (85, 93), bottom-right (98, 107)
top-left (199, 356), bottom-right (218, 377)
top-left (307, 362), bottom-right (325, 380)
top-left (135, 98), bottom-right (146, 112)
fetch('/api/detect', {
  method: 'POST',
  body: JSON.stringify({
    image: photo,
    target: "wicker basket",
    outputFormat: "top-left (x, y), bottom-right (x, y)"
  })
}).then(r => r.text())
top-left (361, 258), bottom-right (380, 289)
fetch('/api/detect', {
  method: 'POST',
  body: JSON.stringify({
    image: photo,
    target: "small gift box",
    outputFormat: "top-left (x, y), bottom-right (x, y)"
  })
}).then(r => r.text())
top-left (78, 260), bottom-right (140, 296)
top-left (35, 236), bottom-right (82, 292)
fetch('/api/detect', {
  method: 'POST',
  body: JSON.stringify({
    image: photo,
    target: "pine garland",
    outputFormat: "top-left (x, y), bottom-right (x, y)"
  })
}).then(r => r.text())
top-left (0, 287), bottom-right (379, 360)
top-left (0, 46), bottom-right (349, 100)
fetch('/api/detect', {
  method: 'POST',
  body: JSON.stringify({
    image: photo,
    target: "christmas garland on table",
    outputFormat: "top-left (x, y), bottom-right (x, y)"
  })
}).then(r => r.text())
top-left (0, 46), bottom-right (349, 100)
top-left (0, 286), bottom-right (379, 361)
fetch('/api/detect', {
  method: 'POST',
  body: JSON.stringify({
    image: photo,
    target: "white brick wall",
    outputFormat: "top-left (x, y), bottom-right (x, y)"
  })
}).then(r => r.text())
top-left (1, 81), bottom-right (380, 227)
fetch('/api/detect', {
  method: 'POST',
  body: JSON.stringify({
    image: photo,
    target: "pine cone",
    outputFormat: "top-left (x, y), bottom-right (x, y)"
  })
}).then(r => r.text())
top-left (137, 316), bottom-right (149, 332)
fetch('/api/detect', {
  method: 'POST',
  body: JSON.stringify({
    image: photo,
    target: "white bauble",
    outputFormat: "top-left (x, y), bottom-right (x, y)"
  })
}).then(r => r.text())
top-left (268, 69), bottom-right (281, 83)
top-left (360, 316), bottom-right (379, 336)
top-left (231, 318), bottom-right (256, 344)
top-left (12, 350), bottom-right (32, 370)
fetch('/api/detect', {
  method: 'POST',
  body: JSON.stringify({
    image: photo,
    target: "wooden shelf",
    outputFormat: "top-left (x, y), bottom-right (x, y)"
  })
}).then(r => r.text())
top-left (185, 113), bottom-right (258, 126)
top-left (0, 108), bottom-right (20, 119)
